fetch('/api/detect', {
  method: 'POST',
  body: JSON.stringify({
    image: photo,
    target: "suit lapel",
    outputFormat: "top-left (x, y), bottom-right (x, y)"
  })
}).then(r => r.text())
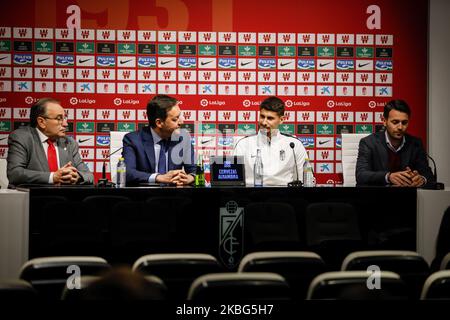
top-left (141, 127), bottom-right (156, 172)
top-left (57, 138), bottom-right (69, 167)
top-left (30, 127), bottom-right (50, 171)
top-left (400, 136), bottom-right (412, 169)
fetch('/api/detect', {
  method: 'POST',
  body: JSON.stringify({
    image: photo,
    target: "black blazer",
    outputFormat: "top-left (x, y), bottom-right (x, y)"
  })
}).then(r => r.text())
top-left (356, 131), bottom-right (435, 186)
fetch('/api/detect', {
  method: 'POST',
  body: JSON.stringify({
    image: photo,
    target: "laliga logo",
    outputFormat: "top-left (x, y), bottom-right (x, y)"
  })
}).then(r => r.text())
top-left (242, 100), bottom-right (251, 107)
top-left (70, 97), bottom-right (78, 105)
top-left (25, 96), bottom-right (34, 104)
top-left (327, 100), bottom-right (335, 108)
top-left (200, 99), bottom-right (208, 107)
top-left (285, 100), bottom-right (293, 108)
top-left (114, 98), bottom-right (122, 106)
top-left (368, 101), bottom-right (376, 109)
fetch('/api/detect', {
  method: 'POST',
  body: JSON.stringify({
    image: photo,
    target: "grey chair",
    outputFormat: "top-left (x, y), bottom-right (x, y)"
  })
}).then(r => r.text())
top-left (439, 252), bottom-right (450, 270)
top-left (19, 256), bottom-right (111, 299)
top-left (341, 250), bottom-right (430, 299)
top-left (188, 272), bottom-right (291, 301)
top-left (238, 251), bottom-right (326, 299)
top-left (307, 271), bottom-right (408, 300)
top-left (133, 253), bottom-right (223, 300)
top-left (420, 270), bottom-right (450, 300)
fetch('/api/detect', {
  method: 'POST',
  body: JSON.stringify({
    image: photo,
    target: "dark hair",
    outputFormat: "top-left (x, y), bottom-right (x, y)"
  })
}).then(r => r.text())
top-left (82, 267), bottom-right (167, 300)
top-left (383, 99), bottom-right (411, 119)
top-left (29, 97), bottom-right (60, 127)
top-left (147, 95), bottom-right (178, 128)
top-left (260, 96), bottom-right (285, 117)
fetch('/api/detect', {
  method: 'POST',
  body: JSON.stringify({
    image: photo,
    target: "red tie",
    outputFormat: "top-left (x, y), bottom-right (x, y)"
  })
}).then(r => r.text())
top-left (47, 139), bottom-right (58, 172)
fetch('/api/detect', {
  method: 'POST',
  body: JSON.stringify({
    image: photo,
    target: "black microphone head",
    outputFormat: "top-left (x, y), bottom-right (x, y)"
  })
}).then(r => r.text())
top-left (289, 142), bottom-right (295, 149)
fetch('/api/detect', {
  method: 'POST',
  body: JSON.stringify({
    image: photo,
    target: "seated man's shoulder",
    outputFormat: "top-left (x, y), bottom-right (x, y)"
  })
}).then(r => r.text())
top-left (280, 132), bottom-right (299, 141)
top-left (123, 128), bottom-right (143, 140)
top-left (361, 131), bottom-right (380, 142)
top-left (8, 126), bottom-right (34, 142)
top-left (235, 134), bottom-right (255, 146)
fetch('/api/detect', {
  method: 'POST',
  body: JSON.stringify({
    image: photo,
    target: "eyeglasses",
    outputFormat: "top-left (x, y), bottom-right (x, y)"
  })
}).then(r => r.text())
top-left (42, 115), bottom-right (68, 123)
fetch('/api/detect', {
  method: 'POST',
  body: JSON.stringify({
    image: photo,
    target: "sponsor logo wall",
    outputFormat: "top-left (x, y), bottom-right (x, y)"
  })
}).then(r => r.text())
top-left (0, 1), bottom-right (428, 184)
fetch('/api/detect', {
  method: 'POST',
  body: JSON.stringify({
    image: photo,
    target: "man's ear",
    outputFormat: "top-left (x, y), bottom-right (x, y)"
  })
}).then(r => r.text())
top-left (36, 117), bottom-right (46, 129)
top-left (155, 118), bottom-right (163, 128)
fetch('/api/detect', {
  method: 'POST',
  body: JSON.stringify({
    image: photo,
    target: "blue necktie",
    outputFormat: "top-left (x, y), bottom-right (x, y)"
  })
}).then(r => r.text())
top-left (158, 140), bottom-right (168, 174)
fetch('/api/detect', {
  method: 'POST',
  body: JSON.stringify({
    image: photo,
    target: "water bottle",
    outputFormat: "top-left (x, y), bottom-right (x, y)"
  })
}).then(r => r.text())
top-left (195, 154), bottom-right (205, 187)
top-left (116, 157), bottom-right (126, 188)
top-left (303, 158), bottom-right (315, 187)
top-left (254, 149), bottom-right (263, 187)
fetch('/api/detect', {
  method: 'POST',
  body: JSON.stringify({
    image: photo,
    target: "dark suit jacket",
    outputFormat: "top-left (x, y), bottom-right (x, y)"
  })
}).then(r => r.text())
top-left (122, 126), bottom-right (195, 186)
top-left (356, 131), bottom-right (435, 186)
top-left (7, 126), bottom-right (94, 186)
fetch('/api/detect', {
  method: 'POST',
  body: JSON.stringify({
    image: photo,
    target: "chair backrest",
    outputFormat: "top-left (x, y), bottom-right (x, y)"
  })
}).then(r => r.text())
top-left (132, 253), bottom-right (223, 300)
top-left (109, 131), bottom-right (127, 184)
top-left (307, 271), bottom-right (407, 300)
top-left (420, 270), bottom-right (450, 300)
top-left (341, 133), bottom-right (370, 186)
top-left (238, 251), bottom-right (326, 299)
top-left (0, 158), bottom-right (8, 189)
top-left (244, 202), bottom-right (300, 250)
top-left (341, 250), bottom-right (430, 299)
top-left (305, 202), bottom-right (361, 246)
top-left (188, 272), bottom-right (291, 301)
top-left (19, 256), bottom-right (110, 299)
top-left (440, 252), bottom-right (450, 270)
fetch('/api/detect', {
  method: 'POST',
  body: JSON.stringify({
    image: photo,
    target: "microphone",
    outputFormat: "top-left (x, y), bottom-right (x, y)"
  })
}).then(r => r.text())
top-left (425, 153), bottom-right (445, 190)
top-left (97, 147), bottom-right (123, 188)
top-left (288, 142), bottom-right (303, 187)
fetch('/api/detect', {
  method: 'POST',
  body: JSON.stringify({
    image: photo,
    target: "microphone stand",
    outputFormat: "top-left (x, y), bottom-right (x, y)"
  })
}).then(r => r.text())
top-left (97, 147), bottom-right (123, 188)
top-left (288, 142), bottom-right (303, 187)
top-left (425, 154), bottom-right (445, 190)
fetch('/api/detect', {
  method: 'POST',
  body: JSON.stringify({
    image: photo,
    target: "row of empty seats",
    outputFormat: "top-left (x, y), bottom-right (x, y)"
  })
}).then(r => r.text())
top-left (3, 251), bottom-right (450, 300)
top-left (31, 195), bottom-right (418, 268)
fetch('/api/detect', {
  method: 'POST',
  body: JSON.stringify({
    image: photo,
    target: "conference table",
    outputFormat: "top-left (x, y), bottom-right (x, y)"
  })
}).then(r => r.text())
top-left (1, 185), bottom-right (448, 278)
top-left (25, 186), bottom-right (417, 264)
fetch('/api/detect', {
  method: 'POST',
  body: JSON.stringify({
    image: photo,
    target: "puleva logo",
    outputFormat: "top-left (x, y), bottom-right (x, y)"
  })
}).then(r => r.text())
top-left (55, 55), bottom-right (74, 66)
top-left (138, 57), bottom-right (156, 68)
top-left (96, 136), bottom-right (110, 146)
top-left (299, 137), bottom-right (315, 148)
top-left (258, 58), bottom-right (276, 69)
top-left (336, 60), bottom-right (354, 70)
top-left (178, 58), bottom-right (196, 68)
top-left (297, 59), bottom-right (315, 70)
top-left (218, 58), bottom-right (236, 69)
top-left (97, 56), bottom-right (115, 67)
top-left (375, 60), bottom-right (393, 71)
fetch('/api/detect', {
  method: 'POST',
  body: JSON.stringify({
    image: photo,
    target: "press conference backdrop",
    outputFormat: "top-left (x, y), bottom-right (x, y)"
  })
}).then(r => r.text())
top-left (0, 0), bottom-right (428, 184)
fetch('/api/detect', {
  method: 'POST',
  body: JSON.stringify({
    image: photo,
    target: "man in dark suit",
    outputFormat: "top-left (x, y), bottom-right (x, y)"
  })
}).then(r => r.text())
top-left (7, 98), bottom-right (93, 186)
top-left (122, 95), bottom-right (195, 186)
top-left (356, 99), bottom-right (434, 187)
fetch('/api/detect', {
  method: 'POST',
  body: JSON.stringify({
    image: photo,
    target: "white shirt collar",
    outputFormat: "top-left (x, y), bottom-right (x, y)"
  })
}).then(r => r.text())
top-left (257, 128), bottom-right (280, 145)
top-left (384, 130), bottom-right (405, 152)
top-left (150, 127), bottom-right (163, 144)
top-left (35, 127), bottom-right (50, 144)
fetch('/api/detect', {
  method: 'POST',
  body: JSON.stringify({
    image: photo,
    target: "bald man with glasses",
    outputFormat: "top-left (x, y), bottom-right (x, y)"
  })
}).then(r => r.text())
top-left (7, 98), bottom-right (93, 186)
